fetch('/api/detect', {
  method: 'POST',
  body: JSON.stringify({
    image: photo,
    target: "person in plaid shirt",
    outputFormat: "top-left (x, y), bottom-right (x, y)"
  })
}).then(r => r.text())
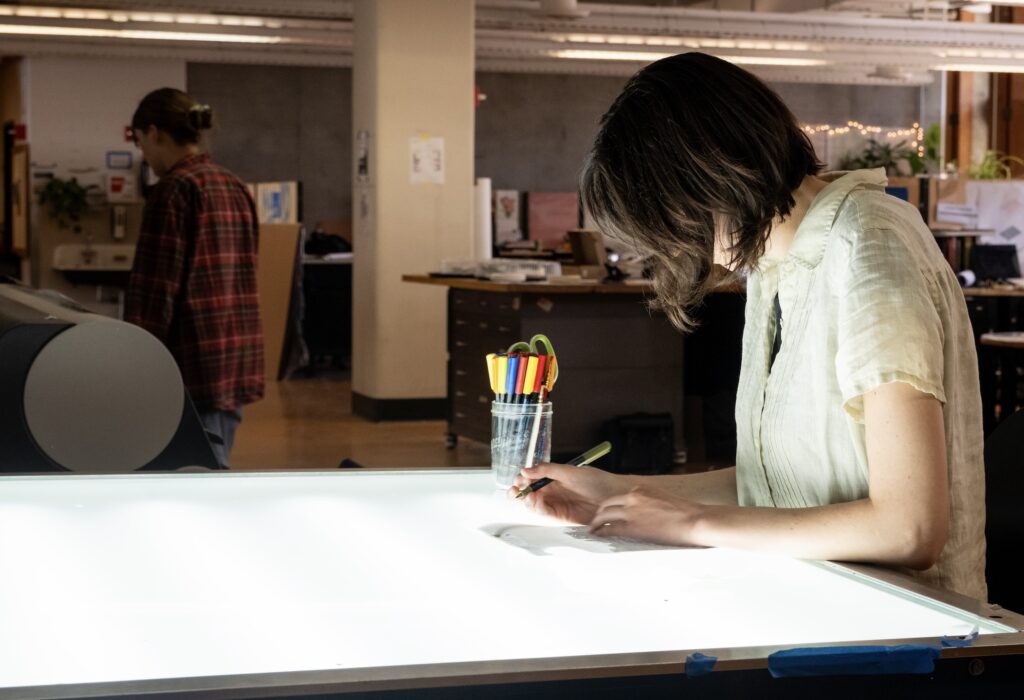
top-left (126, 88), bottom-right (264, 467)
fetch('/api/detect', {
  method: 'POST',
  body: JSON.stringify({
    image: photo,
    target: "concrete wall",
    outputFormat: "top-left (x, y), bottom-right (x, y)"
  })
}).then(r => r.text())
top-left (187, 66), bottom-right (925, 223)
top-left (22, 56), bottom-right (185, 314)
top-left (186, 63), bottom-right (352, 232)
top-left (476, 73), bottom-right (926, 193)
top-left (774, 82), bottom-right (922, 128)
top-left (474, 72), bottom-right (626, 192)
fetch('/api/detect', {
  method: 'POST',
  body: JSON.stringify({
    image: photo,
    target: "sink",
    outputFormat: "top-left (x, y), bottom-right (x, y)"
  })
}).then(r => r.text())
top-left (53, 243), bottom-right (136, 286)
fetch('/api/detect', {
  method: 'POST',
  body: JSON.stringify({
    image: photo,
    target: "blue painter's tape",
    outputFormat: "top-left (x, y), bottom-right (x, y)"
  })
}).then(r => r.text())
top-left (685, 652), bottom-right (717, 677)
top-left (941, 628), bottom-right (979, 648)
top-left (768, 645), bottom-right (941, 678)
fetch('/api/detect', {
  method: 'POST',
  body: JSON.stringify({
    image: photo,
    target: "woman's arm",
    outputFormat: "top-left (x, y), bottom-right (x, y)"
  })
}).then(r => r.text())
top-left (592, 381), bottom-right (950, 570)
top-left (124, 181), bottom-right (189, 342)
top-left (513, 464), bottom-right (737, 525)
top-left (648, 467), bottom-right (739, 506)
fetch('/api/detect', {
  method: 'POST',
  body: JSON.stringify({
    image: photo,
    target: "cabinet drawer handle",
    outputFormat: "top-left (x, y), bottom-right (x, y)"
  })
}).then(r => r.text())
top-left (455, 411), bottom-right (466, 419)
top-left (455, 390), bottom-right (466, 398)
top-left (498, 325), bottom-right (511, 333)
top-left (455, 369), bottom-right (467, 376)
top-left (455, 340), bottom-right (467, 347)
top-left (455, 319), bottom-right (467, 326)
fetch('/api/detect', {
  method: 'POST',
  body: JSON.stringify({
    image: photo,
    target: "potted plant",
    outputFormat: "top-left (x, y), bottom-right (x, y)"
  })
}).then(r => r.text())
top-left (36, 176), bottom-right (90, 234)
top-left (969, 150), bottom-right (1024, 180)
top-left (840, 138), bottom-right (925, 176)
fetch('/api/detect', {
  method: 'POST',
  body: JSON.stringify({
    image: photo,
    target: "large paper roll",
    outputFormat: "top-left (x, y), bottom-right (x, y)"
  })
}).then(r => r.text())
top-left (474, 177), bottom-right (493, 260)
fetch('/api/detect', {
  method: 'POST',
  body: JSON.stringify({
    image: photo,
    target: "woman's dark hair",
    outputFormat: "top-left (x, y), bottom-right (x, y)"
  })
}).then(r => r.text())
top-left (581, 52), bottom-right (822, 331)
top-left (132, 88), bottom-right (214, 146)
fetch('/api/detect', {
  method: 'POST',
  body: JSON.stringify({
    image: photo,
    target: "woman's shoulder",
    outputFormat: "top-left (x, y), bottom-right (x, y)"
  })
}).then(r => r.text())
top-left (192, 160), bottom-right (250, 195)
top-left (147, 170), bottom-right (198, 206)
top-left (831, 186), bottom-right (931, 250)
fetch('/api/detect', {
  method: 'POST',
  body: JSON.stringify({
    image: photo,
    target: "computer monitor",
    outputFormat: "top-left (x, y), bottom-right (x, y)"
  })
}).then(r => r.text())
top-left (973, 244), bottom-right (1022, 282)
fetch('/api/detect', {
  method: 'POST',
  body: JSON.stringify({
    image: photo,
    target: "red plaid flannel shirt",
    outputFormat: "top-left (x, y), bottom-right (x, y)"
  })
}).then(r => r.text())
top-left (126, 153), bottom-right (264, 412)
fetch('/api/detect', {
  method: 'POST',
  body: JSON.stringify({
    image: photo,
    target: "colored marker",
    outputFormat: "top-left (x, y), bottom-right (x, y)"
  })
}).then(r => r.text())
top-left (529, 354), bottom-right (548, 402)
top-left (497, 354), bottom-right (509, 402)
top-left (485, 353), bottom-right (499, 395)
top-left (539, 354), bottom-right (558, 401)
top-left (514, 352), bottom-right (529, 401)
top-left (505, 353), bottom-right (520, 402)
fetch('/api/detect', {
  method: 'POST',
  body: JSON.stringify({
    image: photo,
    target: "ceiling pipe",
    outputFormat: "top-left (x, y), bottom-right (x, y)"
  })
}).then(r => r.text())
top-left (537, 0), bottom-right (589, 18)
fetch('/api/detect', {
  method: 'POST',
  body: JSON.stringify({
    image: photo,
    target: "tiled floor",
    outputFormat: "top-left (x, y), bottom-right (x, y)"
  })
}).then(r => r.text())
top-left (230, 372), bottom-right (490, 470)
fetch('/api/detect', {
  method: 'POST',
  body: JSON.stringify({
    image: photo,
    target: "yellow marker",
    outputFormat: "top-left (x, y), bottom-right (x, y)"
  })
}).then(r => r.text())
top-left (497, 354), bottom-right (509, 398)
top-left (485, 353), bottom-right (498, 394)
top-left (544, 355), bottom-right (558, 394)
top-left (523, 355), bottom-right (539, 398)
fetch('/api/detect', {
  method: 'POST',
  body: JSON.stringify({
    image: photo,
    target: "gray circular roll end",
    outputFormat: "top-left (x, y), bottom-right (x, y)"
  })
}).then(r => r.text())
top-left (23, 321), bottom-right (185, 472)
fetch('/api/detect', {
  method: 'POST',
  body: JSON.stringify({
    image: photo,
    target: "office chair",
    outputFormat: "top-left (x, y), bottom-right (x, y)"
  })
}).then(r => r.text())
top-left (984, 407), bottom-right (1024, 613)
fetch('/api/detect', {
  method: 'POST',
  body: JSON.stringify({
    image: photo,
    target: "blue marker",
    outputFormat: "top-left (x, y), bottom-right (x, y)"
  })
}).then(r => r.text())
top-left (505, 353), bottom-right (520, 402)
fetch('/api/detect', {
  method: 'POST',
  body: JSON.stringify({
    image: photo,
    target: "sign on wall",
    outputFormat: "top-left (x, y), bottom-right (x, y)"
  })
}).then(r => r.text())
top-left (409, 135), bottom-right (444, 185)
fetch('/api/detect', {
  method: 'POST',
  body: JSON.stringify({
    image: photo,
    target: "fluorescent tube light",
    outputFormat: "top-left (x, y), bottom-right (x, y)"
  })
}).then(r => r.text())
top-left (934, 62), bottom-right (1024, 73)
top-left (0, 5), bottom-right (282, 28)
top-left (549, 49), bottom-right (675, 61)
top-left (549, 48), bottom-right (826, 67)
top-left (0, 23), bottom-right (282, 44)
top-left (718, 55), bottom-right (827, 67)
top-left (547, 32), bottom-right (814, 53)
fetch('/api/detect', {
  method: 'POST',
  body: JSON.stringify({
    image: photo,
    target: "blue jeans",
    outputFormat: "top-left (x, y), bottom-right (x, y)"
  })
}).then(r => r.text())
top-left (198, 409), bottom-right (242, 468)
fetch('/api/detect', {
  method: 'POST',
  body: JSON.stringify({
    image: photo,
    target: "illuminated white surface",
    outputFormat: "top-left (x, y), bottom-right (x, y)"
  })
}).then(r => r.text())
top-left (0, 471), bottom-right (1009, 689)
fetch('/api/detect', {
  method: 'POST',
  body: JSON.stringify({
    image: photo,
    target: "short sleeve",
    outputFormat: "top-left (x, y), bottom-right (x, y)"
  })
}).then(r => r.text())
top-left (835, 226), bottom-right (945, 422)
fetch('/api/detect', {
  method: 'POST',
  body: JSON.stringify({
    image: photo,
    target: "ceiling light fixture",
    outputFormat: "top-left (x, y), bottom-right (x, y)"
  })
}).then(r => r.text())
top-left (0, 5), bottom-right (300, 29)
top-left (549, 48), bottom-right (827, 67)
top-left (934, 62), bottom-right (1024, 73)
top-left (0, 23), bottom-right (283, 44)
top-left (547, 32), bottom-right (816, 53)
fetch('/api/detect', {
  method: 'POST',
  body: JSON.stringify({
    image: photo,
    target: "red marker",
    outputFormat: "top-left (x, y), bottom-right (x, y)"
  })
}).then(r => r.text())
top-left (531, 354), bottom-right (548, 401)
top-left (513, 352), bottom-right (530, 401)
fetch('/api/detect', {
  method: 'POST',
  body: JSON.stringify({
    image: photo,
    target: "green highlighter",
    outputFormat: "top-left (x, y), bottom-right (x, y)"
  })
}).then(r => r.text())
top-left (514, 441), bottom-right (612, 499)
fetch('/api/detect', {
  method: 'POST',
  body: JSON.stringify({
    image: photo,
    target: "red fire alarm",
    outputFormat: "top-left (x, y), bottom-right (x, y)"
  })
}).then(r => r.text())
top-left (13, 123), bottom-right (27, 141)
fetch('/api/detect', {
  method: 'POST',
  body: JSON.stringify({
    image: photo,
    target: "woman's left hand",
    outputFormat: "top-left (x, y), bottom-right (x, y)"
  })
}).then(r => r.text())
top-left (589, 486), bottom-right (707, 546)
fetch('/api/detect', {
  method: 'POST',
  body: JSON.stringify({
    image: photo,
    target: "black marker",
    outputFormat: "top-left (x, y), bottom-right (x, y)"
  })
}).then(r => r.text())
top-left (514, 441), bottom-right (612, 499)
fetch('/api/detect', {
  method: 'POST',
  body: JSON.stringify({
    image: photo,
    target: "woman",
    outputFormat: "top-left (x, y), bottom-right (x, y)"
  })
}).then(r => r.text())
top-left (125, 88), bottom-right (264, 468)
top-left (514, 53), bottom-right (986, 601)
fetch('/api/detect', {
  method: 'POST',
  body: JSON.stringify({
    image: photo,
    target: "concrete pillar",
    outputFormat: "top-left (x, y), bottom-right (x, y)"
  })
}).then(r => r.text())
top-left (351, 0), bottom-right (474, 420)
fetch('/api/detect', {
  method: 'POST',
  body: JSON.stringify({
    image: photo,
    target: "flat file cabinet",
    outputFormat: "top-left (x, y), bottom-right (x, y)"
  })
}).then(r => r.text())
top-left (428, 279), bottom-right (685, 459)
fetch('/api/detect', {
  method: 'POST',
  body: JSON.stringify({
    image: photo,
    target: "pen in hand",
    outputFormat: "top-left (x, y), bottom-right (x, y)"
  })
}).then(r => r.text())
top-left (514, 441), bottom-right (612, 499)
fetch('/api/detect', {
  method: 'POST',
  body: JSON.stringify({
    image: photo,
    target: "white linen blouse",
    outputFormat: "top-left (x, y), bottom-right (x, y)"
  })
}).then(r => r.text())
top-left (735, 169), bottom-right (987, 601)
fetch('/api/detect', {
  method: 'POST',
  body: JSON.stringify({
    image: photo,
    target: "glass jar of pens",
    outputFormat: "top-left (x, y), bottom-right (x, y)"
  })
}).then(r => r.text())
top-left (486, 334), bottom-right (558, 489)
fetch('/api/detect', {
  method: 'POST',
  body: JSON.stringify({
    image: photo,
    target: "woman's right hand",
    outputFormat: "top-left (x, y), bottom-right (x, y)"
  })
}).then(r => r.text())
top-left (511, 464), bottom-right (636, 525)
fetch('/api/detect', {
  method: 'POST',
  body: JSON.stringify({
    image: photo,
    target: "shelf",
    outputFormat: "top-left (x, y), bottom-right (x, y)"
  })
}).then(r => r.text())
top-left (930, 229), bottom-right (996, 238)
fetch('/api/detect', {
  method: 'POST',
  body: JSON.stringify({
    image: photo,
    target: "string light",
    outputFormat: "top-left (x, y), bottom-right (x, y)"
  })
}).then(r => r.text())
top-left (803, 121), bottom-right (927, 159)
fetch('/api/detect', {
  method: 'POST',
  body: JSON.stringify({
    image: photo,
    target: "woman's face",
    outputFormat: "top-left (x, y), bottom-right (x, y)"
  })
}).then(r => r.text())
top-left (712, 215), bottom-right (737, 270)
top-left (132, 125), bottom-right (169, 177)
